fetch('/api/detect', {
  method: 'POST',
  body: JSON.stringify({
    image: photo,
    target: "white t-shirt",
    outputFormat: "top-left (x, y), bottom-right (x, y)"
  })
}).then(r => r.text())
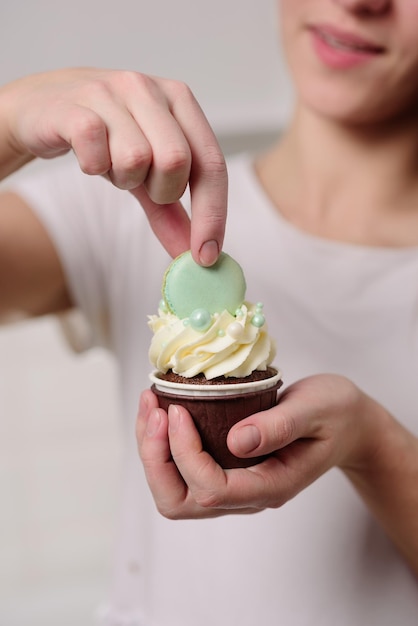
top-left (13, 153), bottom-right (418, 625)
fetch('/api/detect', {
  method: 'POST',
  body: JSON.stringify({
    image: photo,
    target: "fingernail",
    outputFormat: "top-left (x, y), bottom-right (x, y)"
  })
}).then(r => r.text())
top-left (199, 240), bottom-right (219, 266)
top-left (233, 425), bottom-right (261, 454)
top-left (168, 405), bottom-right (180, 434)
top-left (146, 408), bottom-right (161, 437)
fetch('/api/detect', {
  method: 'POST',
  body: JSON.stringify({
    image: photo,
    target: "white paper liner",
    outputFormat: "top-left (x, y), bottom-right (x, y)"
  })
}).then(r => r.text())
top-left (149, 368), bottom-right (282, 397)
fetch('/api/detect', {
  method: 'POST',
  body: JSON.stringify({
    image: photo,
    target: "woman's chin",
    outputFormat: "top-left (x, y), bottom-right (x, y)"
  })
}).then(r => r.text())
top-left (297, 82), bottom-right (400, 127)
top-left (294, 71), bottom-right (418, 127)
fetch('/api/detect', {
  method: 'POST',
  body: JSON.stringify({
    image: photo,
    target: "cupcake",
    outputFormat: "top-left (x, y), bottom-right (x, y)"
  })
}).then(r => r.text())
top-left (148, 251), bottom-right (282, 468)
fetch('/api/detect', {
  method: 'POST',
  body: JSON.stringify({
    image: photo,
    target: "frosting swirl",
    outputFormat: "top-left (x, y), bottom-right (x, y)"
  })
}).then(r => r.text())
top-left (148, 302), bottom-right (276, 380)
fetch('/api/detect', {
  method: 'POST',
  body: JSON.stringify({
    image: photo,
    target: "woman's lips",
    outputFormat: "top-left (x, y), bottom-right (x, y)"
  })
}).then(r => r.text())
top-left (309, 24), bottom-right (385, 69)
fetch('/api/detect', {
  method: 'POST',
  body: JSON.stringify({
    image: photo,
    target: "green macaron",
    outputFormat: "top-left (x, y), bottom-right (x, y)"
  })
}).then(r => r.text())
top-left (162, 250), bottom-right (247, 319)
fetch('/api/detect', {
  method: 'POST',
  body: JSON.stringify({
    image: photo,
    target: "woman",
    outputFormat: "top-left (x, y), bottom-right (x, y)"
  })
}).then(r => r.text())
top-left (137, 0), bottom-right (418, 619)
top-left (1, 0), bottom-right (418, 624)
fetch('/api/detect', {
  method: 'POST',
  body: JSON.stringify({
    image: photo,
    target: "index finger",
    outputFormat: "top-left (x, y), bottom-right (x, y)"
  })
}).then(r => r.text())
top-left (166, 80), bottom-right (228, 266)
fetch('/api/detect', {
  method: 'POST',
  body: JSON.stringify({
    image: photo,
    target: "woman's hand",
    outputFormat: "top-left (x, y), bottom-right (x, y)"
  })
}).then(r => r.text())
top-left (137, 373), bottom-right (418, 574)
top-left (136, 374), bottom-right (375, 517)
top-left (0, 68), bottom-right (227, 265)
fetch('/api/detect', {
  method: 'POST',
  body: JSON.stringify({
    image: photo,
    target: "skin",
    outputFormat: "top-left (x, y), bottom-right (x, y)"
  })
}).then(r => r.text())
top-left (136, 0), bottom-right (418, 576)
top-left (0, 67), bottom-right (227, 287)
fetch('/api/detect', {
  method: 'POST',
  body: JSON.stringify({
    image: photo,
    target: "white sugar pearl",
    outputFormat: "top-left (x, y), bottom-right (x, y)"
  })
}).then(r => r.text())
top-left (227, 321), bottom-right (244, 339)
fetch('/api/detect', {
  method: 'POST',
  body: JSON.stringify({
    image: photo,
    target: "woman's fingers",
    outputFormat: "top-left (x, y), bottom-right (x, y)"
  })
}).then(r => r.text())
top-left (7, 68), bottom-right (227, 265)
top-left (81, 71), bottom-right (226, 265)
top-left (137, 391), bottom-right (190, 517)
top-left (162, 77), bottom-right (227, 265)
top-left (165, 404), bottom-right (318, 510)
top-left (125, 75), bottom-right (226, 265)
top-left (137, 391), bottom-right (225, 519)
top-left (130, 188), bottom-right (191, 259)
top-left (228, 375), bottom-right (363, 466)
top-left (227, 403), bottom-right (302, 459)
top-left (137, 376), bottom-right (380, 520)
top-left (166, 405), bottom-right (229, 508)
top-left (137, 392), bottom-right (266, 517)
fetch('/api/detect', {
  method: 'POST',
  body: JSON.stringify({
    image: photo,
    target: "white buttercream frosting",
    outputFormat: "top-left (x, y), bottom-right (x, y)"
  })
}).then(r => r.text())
top-left (148, 302), bottom-right (276, 380)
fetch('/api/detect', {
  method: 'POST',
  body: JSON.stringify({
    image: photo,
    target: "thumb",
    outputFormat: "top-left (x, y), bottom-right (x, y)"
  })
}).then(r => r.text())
top-left (227, 404), bottom-right (298, 458)
top-left (131, 185), bottom-right (191, 259)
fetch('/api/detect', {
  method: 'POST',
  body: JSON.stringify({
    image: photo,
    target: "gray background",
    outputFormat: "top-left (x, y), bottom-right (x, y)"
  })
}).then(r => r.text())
top-left (1, 0), bottom-right (293, 135)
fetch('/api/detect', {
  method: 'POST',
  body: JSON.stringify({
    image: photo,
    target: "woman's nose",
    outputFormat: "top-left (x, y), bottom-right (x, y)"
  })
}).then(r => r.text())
top-left (333, 0), bottom-right (391, 15)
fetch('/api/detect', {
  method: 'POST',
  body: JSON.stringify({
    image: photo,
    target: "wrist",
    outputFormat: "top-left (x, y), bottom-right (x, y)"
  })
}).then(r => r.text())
top-left (339, 390), bottom-right (411, 482)
top-left (338, 389), bottom-right (394, 474)
top-left (0, 81), bottom-right (34, 180)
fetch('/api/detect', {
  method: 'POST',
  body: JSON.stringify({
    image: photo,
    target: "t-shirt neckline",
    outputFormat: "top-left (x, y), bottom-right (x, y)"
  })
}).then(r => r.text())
top-left (235, 151), bottom-right (418, 261)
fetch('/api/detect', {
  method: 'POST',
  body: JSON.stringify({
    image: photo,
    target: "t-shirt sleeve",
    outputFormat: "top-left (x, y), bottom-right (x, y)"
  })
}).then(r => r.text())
top-left (6, 155), bottom-right (141, 350)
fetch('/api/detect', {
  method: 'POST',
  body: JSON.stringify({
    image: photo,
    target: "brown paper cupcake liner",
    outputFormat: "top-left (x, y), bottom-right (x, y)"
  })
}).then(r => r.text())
top-left (150, 369), bottom-right (283, 469)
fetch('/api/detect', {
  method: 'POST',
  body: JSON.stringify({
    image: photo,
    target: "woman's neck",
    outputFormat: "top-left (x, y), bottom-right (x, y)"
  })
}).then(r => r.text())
top-left (256, 103), bottom-right (418, 246)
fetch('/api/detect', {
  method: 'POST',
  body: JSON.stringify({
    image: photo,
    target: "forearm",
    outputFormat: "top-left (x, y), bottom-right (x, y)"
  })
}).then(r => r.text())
top-left (343, 400), bottom-right (418, 577)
